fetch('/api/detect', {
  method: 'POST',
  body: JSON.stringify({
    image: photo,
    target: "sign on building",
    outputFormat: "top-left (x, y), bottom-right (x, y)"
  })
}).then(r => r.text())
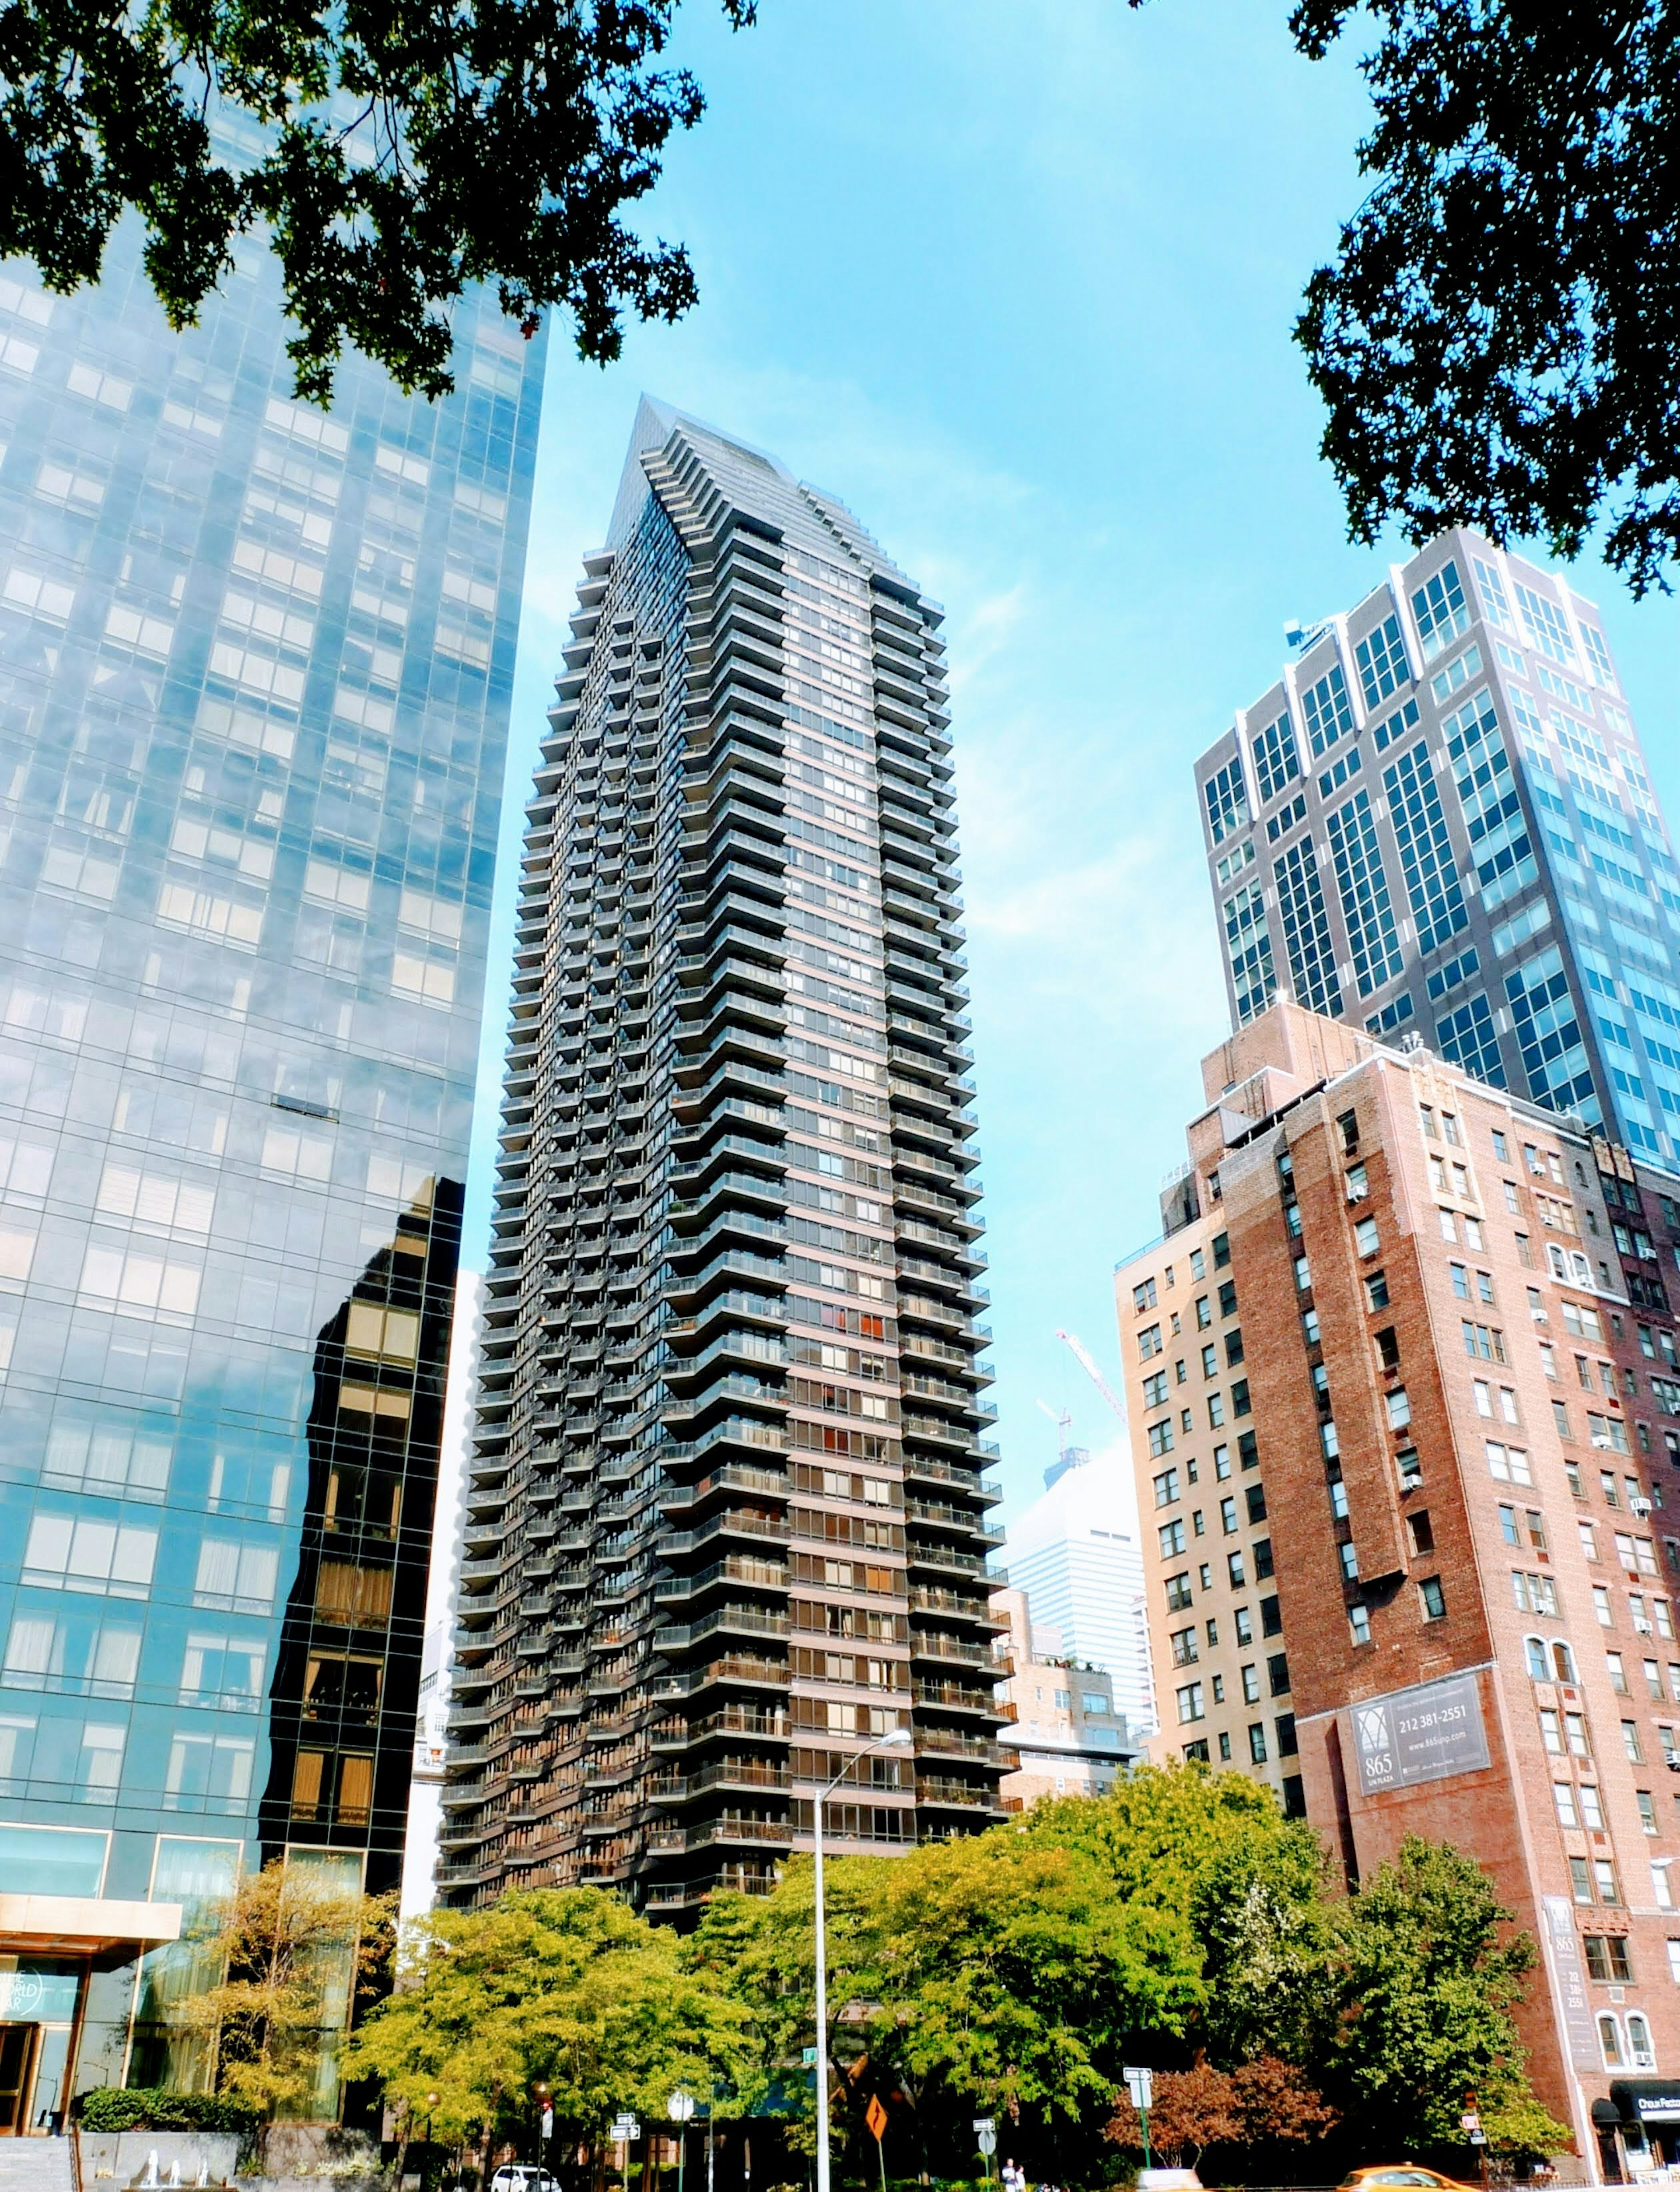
top-left (1348, 1671), bottom-right (1490, 1795)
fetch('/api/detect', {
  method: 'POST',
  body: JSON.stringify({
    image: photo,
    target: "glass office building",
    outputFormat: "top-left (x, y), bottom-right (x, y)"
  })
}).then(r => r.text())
top-left (0, 223), bottom-right (543, 2131)
top-left (1197, 530), bottom-right (1680, 1178)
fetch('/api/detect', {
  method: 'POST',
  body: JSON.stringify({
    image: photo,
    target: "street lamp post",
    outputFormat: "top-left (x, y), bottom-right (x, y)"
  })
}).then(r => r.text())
top-left (532, 2082), bottom-right (552, 2190)
top-left (668, 2090), bottom-right (696, 2192)
top-left (814, 1728), bottom-right (911, 2192)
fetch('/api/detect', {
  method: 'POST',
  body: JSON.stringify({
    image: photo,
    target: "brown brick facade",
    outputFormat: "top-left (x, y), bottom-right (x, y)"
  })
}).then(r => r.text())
top-left (1120, 1003), bottom-right (1680, 2181)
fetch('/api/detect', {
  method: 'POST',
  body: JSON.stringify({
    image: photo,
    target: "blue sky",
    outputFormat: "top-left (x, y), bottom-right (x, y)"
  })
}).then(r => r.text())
top-left (463, 0), bottom-right (1680, 1535)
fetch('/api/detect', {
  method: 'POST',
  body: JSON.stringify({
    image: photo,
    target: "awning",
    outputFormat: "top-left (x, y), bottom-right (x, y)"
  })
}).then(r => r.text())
top-left (0, 1894), bottom-right (182, 1968)
top-left (1610, 2082), bottom-right (1680, 2125)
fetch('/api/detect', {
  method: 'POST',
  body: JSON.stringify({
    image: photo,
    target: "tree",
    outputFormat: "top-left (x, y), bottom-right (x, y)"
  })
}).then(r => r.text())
top-left (1272, 0), bottom-right (1680, 594)
top-left (1108, 2066), bottom-right (1241, 2172)
top-left (1022, 1761), bottom-right (1335, 2064)
top-left (1321, 1836), bottom-right (1543, 2150)
top-left (1482, 2093), bottom-right (1577, 2170)
top-left (866, 1830), bottom-right (1205, 2132)
top-left (343, 1888), bottom-right (757, 2159)
top-left (165, 1857), bottom-right (394, 2135)
top-left (0, 0), bottom-right (754, 404)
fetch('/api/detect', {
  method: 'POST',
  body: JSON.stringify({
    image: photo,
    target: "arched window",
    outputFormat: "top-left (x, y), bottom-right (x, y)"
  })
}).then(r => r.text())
top-left (1600, 2014), bottom-right (1625, 2068)
top-left (1526, 1637), bottom-right (1548, 1680)
top-left (1552, 1640), bottom-right (1578, 1684)
top-left (1629, 2013), bottom-right (1656, 2070)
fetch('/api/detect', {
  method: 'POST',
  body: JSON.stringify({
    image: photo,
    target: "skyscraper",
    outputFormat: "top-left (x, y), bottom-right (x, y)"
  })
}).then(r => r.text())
top-left (0, 233), bottom-right (542, 2132)
top-left (1196, 530), bottom-right (1680, 1174)
top-left (1003, 1453), bottom-right (1155, 1735)
top-left (442, 400), bottom-right (1005, 1917)
top-left (1117, 998), bottom-right (1680, 2179)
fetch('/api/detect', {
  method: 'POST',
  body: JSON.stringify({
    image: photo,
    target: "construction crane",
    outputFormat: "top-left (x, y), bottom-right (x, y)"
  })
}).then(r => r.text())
top-left (1036, 1396), bottom-right (1074, 1459)
top-left (1057, 1329), bottom-right (1127, 1424)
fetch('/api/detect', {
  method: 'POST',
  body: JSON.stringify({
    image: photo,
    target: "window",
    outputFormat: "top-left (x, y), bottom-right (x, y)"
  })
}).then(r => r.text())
top-left (1642, 1790), bottom-right (1661, 1834)
top-left (1625, 1720), bottom-right (1645, 1762)
top-left (1176, 1681), bottom-right (1205, 1725)
top-left (1169, 1626), bottom-right (1199, 1668)
top-left (1608, 1651), bottom-right (1629, 1693)
top-left (1586, 1934), bottom-right (1632, 1984)
top-left (1365, 1270), bottom-right (1390, 1310)
top-left (1227, 1551), bottom-right (1246, 1588)
top-left (1386, 1388), bottom-right (1412, 1431)
top-left (1354, 1217), bottom-right (1379, 1256)
top-left (1268, 1651), bottom-right (1291, 1694)
top-left (1158, 1519), bottom-right (1186, 1558)
top-left (23, 1515), bottom-right (158, 1598)
top-left (1349, 1603), bottom-right (1372, 1645)
top-left (1219, 1497), bottom-right (1238, 1536)
top-left (1241, 1663), bottom-right (1260, 1704)
top-left (1419, 1576), bottom-right (1447, 1620)
top-left (1247, 1721), bottom-right (1269, 1764)
top-left (1148, 1420), bottom-right (1174, 1458)
top-left (1629, 2011), bottom-right (1657, 2069)
top-left (1596, 1857), bottom-right (1623, 1904)
top-left (1138, 1322), bottom-right (1163, 1359)
top-left (1153, 1467), bottom-right (1180, 1508)
top-left (1133, 1278), bottom-right (1157, 1314)
top-left (1554, 1781), bottom-right (1579, 1827)
top-left (1412, 559), bottom-right (1470, 657)
top-left (1164, 1573), bottom-right (1193, 1612)
top-left (1487, 1441), bottom-right (1532, 1484)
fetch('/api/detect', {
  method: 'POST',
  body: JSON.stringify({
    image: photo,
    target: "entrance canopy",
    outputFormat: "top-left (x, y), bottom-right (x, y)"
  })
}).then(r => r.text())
top-left (0, 1895), bottom-right (182, 1970)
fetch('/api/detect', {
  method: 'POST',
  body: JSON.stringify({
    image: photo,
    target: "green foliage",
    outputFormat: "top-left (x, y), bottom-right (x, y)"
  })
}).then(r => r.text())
top-left (343, 1887), bottom-right (758, 2152)
top-left (0, 0), bottom-right (755, 404)
top-left (1023, 1761), bottom-right (1334, 2062)
top-left (76, 2087), bottom-right (258, 2133)
top-left (1482, 2093), bottom-right (1578, 2167)
top-left (1322, 1836), bottom-right (1541, 2150)
top-left (868, 1831), bottom-right (1204, 2123)
top-left (1269, 0), bottom-right (1680, 593)
top-left (340, 1774), bottom-right (1572, 2180)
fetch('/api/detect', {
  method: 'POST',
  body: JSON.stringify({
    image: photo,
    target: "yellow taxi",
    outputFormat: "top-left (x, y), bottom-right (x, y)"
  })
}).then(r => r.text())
top-left (1339, 2171), bottom-right (1478, 2192)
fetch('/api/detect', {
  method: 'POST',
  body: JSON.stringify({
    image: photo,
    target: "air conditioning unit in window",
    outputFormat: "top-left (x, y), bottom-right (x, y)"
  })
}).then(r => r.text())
top-left (1635, 1616), bottom-right (1655, 1633)
top-left (1634, 1497), bottom-right (1655, 1517)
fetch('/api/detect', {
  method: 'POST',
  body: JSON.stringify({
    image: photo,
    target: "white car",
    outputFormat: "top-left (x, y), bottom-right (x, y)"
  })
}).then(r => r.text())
top-left (490, 2169), bottom-right (561, 2192)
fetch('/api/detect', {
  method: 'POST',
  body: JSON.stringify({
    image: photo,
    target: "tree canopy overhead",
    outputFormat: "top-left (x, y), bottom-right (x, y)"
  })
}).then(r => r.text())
top-left (1278, 0), bottom-right (1680, 595)
top-left (0, 0), bottom-right (753, 403)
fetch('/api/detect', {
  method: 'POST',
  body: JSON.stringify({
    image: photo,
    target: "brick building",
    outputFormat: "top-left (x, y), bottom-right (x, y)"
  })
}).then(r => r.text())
top-left (1118, 1000), bottom-right (1680, 2181)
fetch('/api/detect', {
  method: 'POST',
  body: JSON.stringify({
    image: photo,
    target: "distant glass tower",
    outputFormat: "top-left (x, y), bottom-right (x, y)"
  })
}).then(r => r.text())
top-left (0, 227), bottom-right (542, 2130)
top-left (443, 401), bottom-right (1004, 1917)
top-left (1003, 1454), bottom-right (1156, 1737)
top-left (1197, 531), bottom-right (1680, 1187)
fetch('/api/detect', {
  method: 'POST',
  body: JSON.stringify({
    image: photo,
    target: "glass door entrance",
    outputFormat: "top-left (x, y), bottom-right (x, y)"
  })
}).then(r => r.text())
top-left (0, 2026), bottom-right (39, 2136)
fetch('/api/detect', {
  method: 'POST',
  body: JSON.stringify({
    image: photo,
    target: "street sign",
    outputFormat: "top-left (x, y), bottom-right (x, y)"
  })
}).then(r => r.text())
top-left (541, 2110), bottom-right (554, 2139)
top-left (611, 2116), bottom-right (640, 2143)
top-left (1460, 2113), bottom-right (1481, 2132)
top-left (973, 2120), bottom-right (995, 2137)
top-left (1123, 2067), bottom-right (1153, 2111)
top-left (976, 2130), bottom-right (997, 2158)
top-left (669, 2094), bottom-right (696, 2124)
top-left (802, 2047), bottom-right (819, 2067)
top-left (1470, 2134), bottom-right (1488, 2147)
top-left (866, 2098), bottom-right (889, 2142)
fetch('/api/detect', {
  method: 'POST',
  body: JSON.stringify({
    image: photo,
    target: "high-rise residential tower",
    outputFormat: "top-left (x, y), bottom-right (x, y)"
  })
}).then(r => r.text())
top-left (1196, 530), bottom-right (1680, 1176)
top-left (0, 233), bottom-right (542, 2132)
top-left (443, 401), bottom-right (1005, 1917)
top-left (1119, 1000), bottom-right (1680, 2180)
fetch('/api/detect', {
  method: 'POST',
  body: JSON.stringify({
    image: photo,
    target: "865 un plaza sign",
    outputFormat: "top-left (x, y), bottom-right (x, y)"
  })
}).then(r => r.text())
top-left (1351, 1671), bottom-right (1491, 1795)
